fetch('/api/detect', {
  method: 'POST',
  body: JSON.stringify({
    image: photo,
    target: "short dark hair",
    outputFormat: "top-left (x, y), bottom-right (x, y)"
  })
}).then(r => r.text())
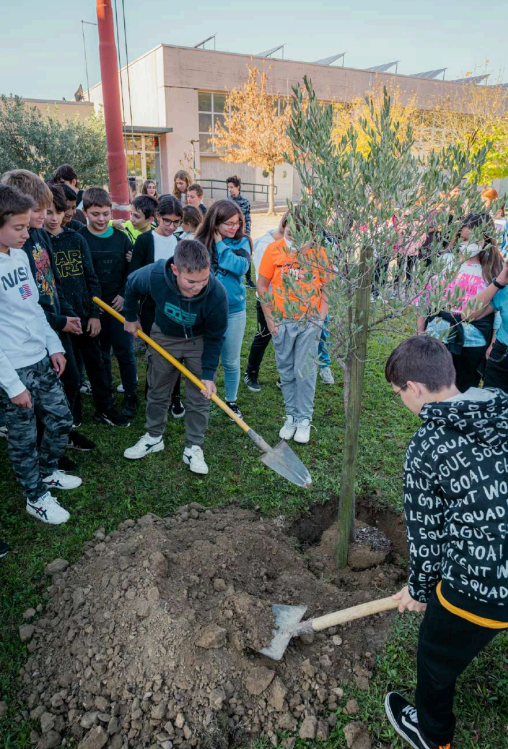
top-left (0, 184), bottom-right (34, 228)
top-left (59, 183), bottom-right (78, 203)
top-left (48, 185), bottom-right (68, 214)
top-left (1, 169), bottom-right (53, 209)
top-left (132, 195), bottom-right (158, 219)
top-left (52, 164), bottom-right (78, 184)
top-left (83, 187), bottom-right (112, 210)
top-left (182, 205), bottom-right (203, 230)
top-left (173, 239), bottom-right (210, 272)
top-left (226, 175), bottom-right (241, 189)
top-left (157, 195), bottom-right (183, 219)
top-left (75, 209), bottom-right (86, 225)
top-left (385, 336), bottom-right (456, 392)
top-left (188, 183), bottom-right (203, 198)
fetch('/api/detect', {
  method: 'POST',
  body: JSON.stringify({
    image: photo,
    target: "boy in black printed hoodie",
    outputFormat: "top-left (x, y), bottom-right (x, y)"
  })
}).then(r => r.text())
top-left (45, 185), bottom-right (128, 429)
top-left (383, 335), bottom-right (508, 749)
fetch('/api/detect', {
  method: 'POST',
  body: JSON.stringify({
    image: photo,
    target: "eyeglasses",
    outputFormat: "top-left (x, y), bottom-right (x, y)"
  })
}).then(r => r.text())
top-left (392, 384), bottom-right (408, 400)
top-left (161, 218), bottom-right (181, 227)
top-left (221, 221), bottom-right (241, 230)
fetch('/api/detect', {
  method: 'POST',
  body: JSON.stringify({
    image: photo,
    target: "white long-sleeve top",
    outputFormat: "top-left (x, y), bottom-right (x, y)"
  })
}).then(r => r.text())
top-left (0, 248), bottom-right (64, 398)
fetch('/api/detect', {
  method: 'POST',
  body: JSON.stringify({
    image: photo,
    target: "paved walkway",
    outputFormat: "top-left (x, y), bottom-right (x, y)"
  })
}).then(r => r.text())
top-left (251, 212), bottom-right (282, 240)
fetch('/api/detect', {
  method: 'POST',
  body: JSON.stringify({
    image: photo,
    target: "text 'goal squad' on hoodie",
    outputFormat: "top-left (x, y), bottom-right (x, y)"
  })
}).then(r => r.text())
top-left (405, 387), bottom-right (508, 619)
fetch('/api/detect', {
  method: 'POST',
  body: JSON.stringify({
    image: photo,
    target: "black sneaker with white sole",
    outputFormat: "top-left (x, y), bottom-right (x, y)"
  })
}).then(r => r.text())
top-left (68, 430), bottom-right (96, 451)
top-left (171, 395), bottom-right (186, 419)
top-left (0, 540), bottom-right (10, 558)
top-left (94, 408), bottom-right (130, 427)
top-left (384, 692), bottom-right (451, 749)
top-left (225, 401), bottom-right (243, 421)
top-left (244, 372), bottom-right (261, 392)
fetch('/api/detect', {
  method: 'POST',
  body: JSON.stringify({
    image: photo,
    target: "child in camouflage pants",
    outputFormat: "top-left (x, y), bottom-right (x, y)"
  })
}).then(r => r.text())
top-left (0, 183), bottom-right (82, 525)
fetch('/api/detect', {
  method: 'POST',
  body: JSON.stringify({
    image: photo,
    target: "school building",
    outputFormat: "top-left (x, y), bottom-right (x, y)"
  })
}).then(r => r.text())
top-left (85, 44), bottom-right (505, 202)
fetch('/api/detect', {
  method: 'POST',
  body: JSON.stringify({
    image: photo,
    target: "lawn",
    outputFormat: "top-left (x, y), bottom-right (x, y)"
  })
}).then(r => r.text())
top-left (0, 294), bottom-right (506, 748)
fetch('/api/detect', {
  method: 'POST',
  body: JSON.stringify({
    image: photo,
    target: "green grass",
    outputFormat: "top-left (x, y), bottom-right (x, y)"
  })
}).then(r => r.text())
top-left (0, 297), bottom-right (506, 747)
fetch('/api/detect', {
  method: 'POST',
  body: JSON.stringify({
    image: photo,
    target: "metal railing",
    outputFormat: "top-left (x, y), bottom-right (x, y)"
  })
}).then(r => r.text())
top-left (200, 179), bottom-right (278, 202)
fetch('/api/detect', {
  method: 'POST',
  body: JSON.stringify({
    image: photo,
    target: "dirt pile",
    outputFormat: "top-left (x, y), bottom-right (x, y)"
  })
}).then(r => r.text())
top-left (19, 505), bottom-right (405, 748)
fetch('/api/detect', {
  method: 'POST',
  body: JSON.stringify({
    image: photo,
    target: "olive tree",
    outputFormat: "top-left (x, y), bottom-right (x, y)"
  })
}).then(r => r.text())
top-left (280, 78), bottom-right (487, 566)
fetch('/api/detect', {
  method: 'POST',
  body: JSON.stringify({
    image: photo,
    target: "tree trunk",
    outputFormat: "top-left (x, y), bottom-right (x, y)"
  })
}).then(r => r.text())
top-left (335, 245), bottom-right (374, 568)
top-left (267, 168), bottom-right (276, 215)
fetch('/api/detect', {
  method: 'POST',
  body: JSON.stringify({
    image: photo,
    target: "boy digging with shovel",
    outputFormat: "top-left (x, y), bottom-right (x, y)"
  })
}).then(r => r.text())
top-left (122, 239), bottom-right (228, 475)
top-left (384, 335), bottom-right (508, 749)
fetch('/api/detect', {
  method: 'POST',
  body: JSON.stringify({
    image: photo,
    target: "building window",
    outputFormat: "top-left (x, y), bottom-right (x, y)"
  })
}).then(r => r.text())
top-left (125, 133), bottom-right (161, 189)
top-left (198, 92), bottom-right (227, 154)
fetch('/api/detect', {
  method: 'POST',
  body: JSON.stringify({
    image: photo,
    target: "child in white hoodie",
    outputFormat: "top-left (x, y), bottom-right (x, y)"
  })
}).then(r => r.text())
top-left (0, 184), bottom-right (81, 525)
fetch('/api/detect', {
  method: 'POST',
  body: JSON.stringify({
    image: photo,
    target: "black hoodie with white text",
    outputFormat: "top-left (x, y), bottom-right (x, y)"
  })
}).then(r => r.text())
top-left (404, 388), bottom-right (508, 620)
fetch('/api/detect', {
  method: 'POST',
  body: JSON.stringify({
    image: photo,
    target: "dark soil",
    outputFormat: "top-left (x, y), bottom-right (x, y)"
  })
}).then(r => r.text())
top-left (18, 502), bottom-right (407, 749)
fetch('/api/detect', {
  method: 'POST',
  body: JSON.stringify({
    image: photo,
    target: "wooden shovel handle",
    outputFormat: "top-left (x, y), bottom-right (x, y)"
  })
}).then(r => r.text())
top-left (93, 297), bottom-right (251, 432)
top-left (311, 596), bottom-right (399, 632)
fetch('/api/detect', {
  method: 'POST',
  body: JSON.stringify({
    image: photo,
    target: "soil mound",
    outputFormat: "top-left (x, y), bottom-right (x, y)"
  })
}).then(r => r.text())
top-left (19, 505), bottom-right (405, 748)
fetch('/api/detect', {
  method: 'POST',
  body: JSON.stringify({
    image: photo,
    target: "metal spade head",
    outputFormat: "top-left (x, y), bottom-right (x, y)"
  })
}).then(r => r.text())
top-left (260, 440), bottom-right (312, 488)
top-left (258, 603), bottom-right (308, 661)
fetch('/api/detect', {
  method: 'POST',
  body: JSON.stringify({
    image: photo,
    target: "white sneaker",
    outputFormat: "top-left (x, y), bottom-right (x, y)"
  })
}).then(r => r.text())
top-left (26, 492), bottom-right (70, 525)
top-left (183, 445), bottom-right (209, 475)
top-left (279, 415), bottom-right (297, 441)
top-left (42, 470), bottom-right (82, 490)
top-left (124, 432), bottom-right (164, 460)
top-left (294, 418), bottom-right (312, 444)
top-left (319, 367), bottom-right (335, 385)
top-left (117, 383), bottom-right (125, 393)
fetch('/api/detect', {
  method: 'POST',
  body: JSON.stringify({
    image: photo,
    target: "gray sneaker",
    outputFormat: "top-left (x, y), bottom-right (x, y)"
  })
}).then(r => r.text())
top-left (319, 366), bottom-right (335, 385)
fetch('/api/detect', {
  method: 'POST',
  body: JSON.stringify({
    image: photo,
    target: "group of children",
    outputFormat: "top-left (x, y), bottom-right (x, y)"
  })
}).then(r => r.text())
top-left (2, 161), bottom-right (508, 749)
top-left (0, 164), bottom-right (332, 525)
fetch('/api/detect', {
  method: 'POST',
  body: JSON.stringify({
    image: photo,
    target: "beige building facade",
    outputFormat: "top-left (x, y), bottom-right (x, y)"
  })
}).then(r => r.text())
top-left (87, 44), bottom-right (499, 201)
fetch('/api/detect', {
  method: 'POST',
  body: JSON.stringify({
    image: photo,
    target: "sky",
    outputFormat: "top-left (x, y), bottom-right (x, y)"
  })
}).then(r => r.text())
top-left (1, 0), bottom-right (506, 100)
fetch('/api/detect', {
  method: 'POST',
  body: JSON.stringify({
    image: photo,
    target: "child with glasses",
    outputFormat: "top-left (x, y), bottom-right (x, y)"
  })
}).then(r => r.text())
top-left (195, 200), bottom-right (252, 419)
top-left (130, 195), bottom-right (186, 418)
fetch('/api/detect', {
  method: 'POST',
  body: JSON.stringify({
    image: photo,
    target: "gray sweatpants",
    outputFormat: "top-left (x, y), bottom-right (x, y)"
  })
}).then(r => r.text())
top-left (145, 325), bottom-right (210, 447)
top-left (272, 321), bottom-right (320, 421)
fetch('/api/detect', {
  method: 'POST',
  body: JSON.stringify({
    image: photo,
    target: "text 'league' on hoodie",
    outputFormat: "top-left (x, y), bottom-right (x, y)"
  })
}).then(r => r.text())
top-left (404, 387), bottom-right (508, 621)
top-left (123, 258), bottom-right (228, 380)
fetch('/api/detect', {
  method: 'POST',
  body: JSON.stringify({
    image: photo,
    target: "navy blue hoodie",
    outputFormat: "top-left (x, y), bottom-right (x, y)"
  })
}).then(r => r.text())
top-left (404, 387), bottom-right (508, 620)
top-left (124, 258), bottom-right (228, 380)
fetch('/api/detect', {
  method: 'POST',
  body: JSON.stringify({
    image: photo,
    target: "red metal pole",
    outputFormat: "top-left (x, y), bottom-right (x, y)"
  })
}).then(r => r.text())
top-left (96, 0), bottom-right (129, 219)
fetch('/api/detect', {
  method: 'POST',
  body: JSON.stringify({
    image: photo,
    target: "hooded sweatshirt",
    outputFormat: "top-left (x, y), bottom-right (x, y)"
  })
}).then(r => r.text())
top-left (404, 387), bottom-right (508, 621)
top-left (50, 228), bottom-right (102, 320)
top-left (211, 236), bottom-right (251, 314)
top-left (0, 248), bottom-right (64, 398)
top-left (22, 228), bottom-right (77, 331)
top-left (123, 258), bottom-right (228, 380)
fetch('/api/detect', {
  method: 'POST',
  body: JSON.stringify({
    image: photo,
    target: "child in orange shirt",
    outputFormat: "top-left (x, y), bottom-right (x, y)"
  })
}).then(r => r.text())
top-left (257, 211), bottom-right (329, 443)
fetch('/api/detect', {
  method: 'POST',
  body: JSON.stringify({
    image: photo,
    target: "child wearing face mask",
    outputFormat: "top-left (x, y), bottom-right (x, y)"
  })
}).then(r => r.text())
top-left (417, 213), bottom-right (503, 392)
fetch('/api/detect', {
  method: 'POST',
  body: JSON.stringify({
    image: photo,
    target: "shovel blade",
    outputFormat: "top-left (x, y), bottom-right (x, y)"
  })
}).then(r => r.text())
top-left (258, 603), bottom-right (308, 661)
top-left (260, 440), bottom-right (312, 488)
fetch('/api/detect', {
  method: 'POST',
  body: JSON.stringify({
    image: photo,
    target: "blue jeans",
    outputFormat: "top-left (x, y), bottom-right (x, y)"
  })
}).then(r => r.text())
top-left (100, 314), bottom-right (138, 397)
top-left (221, 309), bottom-right (247, 402)
top-left (318, 316), bottom-right (331, 368)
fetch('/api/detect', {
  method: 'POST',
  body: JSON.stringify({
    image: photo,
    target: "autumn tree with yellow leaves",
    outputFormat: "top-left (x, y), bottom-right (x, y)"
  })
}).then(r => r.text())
top-left (333, 80), bottom-right (508, 185)
top-left (212, 67), bottom-right (292, 214)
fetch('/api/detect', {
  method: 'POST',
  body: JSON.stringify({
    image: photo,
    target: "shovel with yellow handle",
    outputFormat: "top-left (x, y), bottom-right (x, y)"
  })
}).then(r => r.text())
top-left (94, 297), bottom-right (312, 488)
